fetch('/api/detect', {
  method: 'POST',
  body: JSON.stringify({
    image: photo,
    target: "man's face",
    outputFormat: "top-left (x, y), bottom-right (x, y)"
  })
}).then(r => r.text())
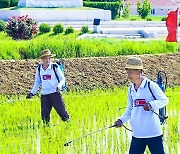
top-left (41, 56), bottom-right (51, 65)
top-left (126, 69), bottom-right (141, 83)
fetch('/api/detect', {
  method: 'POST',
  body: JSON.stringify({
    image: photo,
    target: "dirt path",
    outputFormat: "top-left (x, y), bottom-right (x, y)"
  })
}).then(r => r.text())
top-left (0, 53), bottom-right (179, 95)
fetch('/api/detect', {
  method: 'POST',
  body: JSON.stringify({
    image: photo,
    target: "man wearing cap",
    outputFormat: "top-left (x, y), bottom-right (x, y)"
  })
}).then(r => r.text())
top-left (26, 49), bottom-right (69, 124)
top-left (114, 57), bottom-right (168, 154)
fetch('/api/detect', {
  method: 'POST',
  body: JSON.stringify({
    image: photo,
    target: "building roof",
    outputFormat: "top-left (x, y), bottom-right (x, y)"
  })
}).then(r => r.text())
top-left (125, 0), bottom-right (177, 6)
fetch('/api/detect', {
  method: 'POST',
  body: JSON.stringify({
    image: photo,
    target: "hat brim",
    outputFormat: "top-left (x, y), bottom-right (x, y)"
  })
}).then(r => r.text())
top-left (125, 64), bottom-right (143, 70)
top-left (39, 54), bottom-right (56, 59)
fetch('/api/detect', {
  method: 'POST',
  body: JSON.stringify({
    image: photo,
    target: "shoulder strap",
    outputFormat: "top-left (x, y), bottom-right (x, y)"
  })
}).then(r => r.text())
top-left (52, 64), bottom-right (60, 83)
top-left (148, 81), bottom-right (156, 100)
top-left (38, 64), bottom-right (41, 79)
top-left (38, 64), bottom-right (41, 72)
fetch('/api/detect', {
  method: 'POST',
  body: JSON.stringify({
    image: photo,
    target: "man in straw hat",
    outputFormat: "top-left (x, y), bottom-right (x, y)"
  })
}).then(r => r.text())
top-left (26, 49), bottom-right (69, 124)
top-left (114, 57), bottom-right (168, 154)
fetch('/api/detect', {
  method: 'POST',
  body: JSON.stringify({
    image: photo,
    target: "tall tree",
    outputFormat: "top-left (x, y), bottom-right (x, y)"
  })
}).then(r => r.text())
top-left (137, 0), bottom-right (151, 19)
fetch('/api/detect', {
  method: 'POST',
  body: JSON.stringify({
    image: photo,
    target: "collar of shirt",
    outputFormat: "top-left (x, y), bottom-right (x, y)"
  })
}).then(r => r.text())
top-left (41, 62), bottom-right (52, 71)
top-left (131, 76), bottom-right (148, 92)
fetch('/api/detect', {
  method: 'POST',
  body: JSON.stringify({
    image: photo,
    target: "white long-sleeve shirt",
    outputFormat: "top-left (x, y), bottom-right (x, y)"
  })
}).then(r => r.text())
top-left (119, 77), bottom-right (168, 138)
top-left (31, 62), bottom-right (65, 95)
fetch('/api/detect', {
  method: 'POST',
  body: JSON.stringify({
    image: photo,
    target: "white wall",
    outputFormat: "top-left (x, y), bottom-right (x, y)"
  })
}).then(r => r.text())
top-left (0, 10), bottom-right (111, 21)
top-left (18, 0), bottom-right (83, 7)
top-left (152, 6), bottom-right (177, 16)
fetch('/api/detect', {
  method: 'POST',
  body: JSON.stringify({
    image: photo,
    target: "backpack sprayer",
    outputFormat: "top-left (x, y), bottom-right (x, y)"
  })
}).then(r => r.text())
top-left (151, 70), bottom-right (168, 124)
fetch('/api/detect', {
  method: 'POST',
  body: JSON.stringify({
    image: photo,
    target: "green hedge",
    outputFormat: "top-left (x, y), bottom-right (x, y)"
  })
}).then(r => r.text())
top-left (10, 0), bottom-right (18, 7)
top-left (0, 0), bottom-right (10, 8)
top-left (83, 2), bottom-right (121, 19)
top-left (0, 0), bottom-right (18, 8)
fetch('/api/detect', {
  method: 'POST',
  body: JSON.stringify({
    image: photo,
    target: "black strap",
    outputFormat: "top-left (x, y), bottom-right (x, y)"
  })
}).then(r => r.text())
top-left (52, 64), bottom-right (60, 83)
top-left (38, 64), bottom-right (41, 80)
top-left (148, 81), bottom-right (156, 100)
top-left (38, 64), bottom-right (41, 72)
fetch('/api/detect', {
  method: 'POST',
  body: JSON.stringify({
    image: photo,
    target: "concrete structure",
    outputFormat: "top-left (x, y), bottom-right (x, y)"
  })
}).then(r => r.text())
top-left (0, 9), bottom-right (111, 21)
top-left (18, 0), bottom-right (83, 7)
top-left (40, 21), bottom-right (176, 38)
top-left (123, 0), bottom-right (177, 16)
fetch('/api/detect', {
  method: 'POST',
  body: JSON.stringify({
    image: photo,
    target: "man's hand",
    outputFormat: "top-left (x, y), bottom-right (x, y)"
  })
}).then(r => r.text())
top-left (143, 103), bottom-right (152, 111)
top-left (26, 93), bottom-right (33, 99)
top-left (114, 119), bottom-right (123, 128)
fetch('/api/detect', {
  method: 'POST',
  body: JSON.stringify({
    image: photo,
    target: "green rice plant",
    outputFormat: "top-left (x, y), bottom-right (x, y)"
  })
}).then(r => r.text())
top-left (0, 39), bottom-right (21, 59)
top-left (0, 20), bottom-right (5, 31)
top-left (0, 86), bottom-right (179, 153)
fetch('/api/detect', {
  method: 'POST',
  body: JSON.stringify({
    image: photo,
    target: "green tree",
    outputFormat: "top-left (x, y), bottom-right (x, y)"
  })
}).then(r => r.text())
top-left (137, 0), bottom-right (151, 19)
top-left (122, 4), bottom-right (130, 18)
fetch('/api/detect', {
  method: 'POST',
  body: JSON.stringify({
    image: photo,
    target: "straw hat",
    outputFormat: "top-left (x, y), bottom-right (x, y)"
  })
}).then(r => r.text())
top-left (125, 57), bottom-right (143, 70)
top-left (39, 49), bottom-right (56, 59)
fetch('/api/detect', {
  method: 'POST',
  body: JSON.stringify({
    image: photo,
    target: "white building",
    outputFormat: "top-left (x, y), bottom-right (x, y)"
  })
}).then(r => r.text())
top-left (123, 0), bottom-right (178, 16)
top-left (18, 0), bottom-right (83, 7)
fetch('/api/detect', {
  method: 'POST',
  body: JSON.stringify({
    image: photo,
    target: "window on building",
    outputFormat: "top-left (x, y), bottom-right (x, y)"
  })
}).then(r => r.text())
top-left (151, 9), bottom-right (155, 14)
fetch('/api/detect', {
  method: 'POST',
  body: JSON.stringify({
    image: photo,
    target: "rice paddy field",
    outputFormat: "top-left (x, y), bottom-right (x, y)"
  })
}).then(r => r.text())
top-left (0, 86), bottom-right (179, 154)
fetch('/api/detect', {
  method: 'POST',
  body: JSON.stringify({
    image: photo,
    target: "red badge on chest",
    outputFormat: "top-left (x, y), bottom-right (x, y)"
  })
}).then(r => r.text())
top-left (42, 75), bottom-right (51, 80)
top-left (134, 99), bottom-right (146, 107)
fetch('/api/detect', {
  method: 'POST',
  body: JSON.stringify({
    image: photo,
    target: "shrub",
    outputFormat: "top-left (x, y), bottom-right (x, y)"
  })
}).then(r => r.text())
top-left (0, 0), bottom-right (10, 8)
top-left (81, 25), bottom-right (89, 33)
top-left (161, 17), bottom-right (167, 21)
top-left (65, 26), bottom-right (74, 35)
top-left (5, 15), bottom-right (38, 40)
top-left (83, 2), bottom-right (121, 19)
top-left (146, 18), bottom-right (152, 21)
top-left (53, 23), bottom-right (64, 34)
top-left (39, 23), bottom-right (51, 33)
top-left (0, 20), bottom-right (5, 31)
top-left (130, 18), bottom-right (136, 21)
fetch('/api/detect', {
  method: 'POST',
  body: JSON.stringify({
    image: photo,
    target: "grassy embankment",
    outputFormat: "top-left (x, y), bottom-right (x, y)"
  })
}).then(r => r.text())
top-left (0, 32), bottom-right (178, 60)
